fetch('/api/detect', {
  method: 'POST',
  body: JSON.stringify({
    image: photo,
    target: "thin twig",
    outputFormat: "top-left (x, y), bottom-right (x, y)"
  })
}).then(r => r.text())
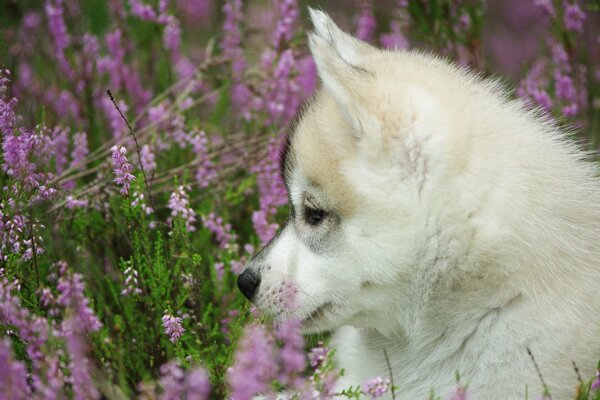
top-left (526, 347), bottom-right (552, 400)
top-left (383, 348), bottom-right (396, 400)
top-left (107, 89), bottom-right (156, 211)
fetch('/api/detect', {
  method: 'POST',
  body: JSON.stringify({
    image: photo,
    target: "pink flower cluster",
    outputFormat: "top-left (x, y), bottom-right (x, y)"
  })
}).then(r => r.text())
top-left (167, 185), bottom-right (197, 232)
top-left (162, 312), bottom-right (185, 343)
top-left (111, 145), bottom-right (136, 195)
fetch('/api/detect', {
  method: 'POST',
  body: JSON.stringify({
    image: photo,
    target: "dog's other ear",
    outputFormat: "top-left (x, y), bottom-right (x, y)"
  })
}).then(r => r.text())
top-left (307, 8), bottom-right (378, 139)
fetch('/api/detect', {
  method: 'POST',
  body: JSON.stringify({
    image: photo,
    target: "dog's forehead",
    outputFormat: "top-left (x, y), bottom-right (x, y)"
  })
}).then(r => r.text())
top-left (284, 91), bottom-right (358, 215)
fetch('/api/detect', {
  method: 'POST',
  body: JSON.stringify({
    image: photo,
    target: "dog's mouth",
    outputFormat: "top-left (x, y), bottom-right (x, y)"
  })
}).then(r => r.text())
top-left (301, 301), bottom-right (335, 327)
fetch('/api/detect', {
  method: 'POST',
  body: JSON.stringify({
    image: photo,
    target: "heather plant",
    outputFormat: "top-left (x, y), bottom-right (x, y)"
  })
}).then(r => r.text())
top-left (0, 0), bottom-right (599, 399)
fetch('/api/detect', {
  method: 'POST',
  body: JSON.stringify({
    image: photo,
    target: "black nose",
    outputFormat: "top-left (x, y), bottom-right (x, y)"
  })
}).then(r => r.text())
top-left (237, 269), bottom-right (261, 300)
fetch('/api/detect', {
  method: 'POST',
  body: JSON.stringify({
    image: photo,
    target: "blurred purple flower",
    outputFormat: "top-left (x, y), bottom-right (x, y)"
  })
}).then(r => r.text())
top-left (201, 212), bottom-right (236, 248)
top-left (296, 55), bottom-right (318, 96)
top-left (307, 341), bottom-right (329, 369)
top-left (177, 0), bottom-right (213, 24)
top-left (159, 361), bottom-right (185, 400)
top-left (0, 339), bottom-right (32, 400)
top-left (129, 0), bottom-right (158, 21)
top-left (273, 0), bottom-right (299, 50)
top-left (228, 324), bottom-right (277, 399)
top-left (592, 370), bottom-right (600, 391)
top-left (355, 1), bottom-right (376, 43)
top-left (65, 195), bottom-right (88, 209)
top-left (140, 144), bottom-right (157, 174)
top-left (251, 209), bottom-right (279, 245)
top-left (45, 0), bottom-right (74, 79)
top-left (380, 20), bottom-right (410, 50)
top-left (185, 367), bottom-right (211, 400)
top-left (52, 126), bottom-right (69, 175)
top-left (168, 185), bottom-right (196, 232)
top-left (0, 274), bottom-right (50, 368)
top-left (56, 268), bottom-right (102, 333)
top-left (221, 0), bottom-right (246, 80)
top-left (363, 376), bottom-right (391, 399)
top-left (534, 0), bottom-right (556, 20)
top-left (163, 16), bottom-right (182, 60)
top-left (564, 2), bottom-right (585, 32)
top-left (275, 319), bottom-right (305, 386)
top-left (101, 96), bottom-right (128, 139)
top-left (190, 130), bottom-right (216, 188)
top-left (70, 131), bottom-right (89, 168)
top-left (555, 74), bottom-right (577, 102)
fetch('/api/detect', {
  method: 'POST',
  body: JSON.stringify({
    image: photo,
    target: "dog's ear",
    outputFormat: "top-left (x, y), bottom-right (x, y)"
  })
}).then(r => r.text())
top-left (307, 8), bottom-right (379, 139)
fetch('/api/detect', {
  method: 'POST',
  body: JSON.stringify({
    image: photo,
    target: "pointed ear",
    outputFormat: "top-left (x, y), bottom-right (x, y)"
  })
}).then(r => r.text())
top-left (307, 8), bottom-right (378, 138)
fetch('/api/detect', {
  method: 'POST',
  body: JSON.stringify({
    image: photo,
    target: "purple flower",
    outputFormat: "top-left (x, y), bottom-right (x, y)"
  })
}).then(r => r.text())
top-left (62, 318), bottom-right (101, 400)
top-left (101, 97), bottom-right (128, 139)
top-left (185, 367), bottom-right (211, 400)
top-left (162, 312), bottom-right (185, 343)
top-left (201, 212), bottom-right (236, 248)
top-left (275, 319), bottom-right (305, 386)
top-left (163, 16), bottom-right (182, 61)
top-left (221, 0), bottom-right (246, 80)
top-left (228, 324), bottom-right (277, 399)
top-left (296, 55), bottom-right (318, 97)
top-left (140, 144), bottom-right (157, 174)
top-left (307, 341), bottom-right (329, 369)
top-left (52, 126), bottom-right (69, 175)
top-left (592, 370), bottom-right (600, 391)
top-left (45, 0), bottom-right (74, 79)
top-left (0, 276), bottom-right (50, 368)
top-left (532, 89), bottom-right (553, 111)
top-left (168, 185), bottom-right (196, 232)
top-left (363, 376), bottom-right (391, 399)
top-left (70, 131), bottom-right (89, 168)
top-left (214, 262), bottom-right (225, 281)
top-left (355, 2), bottom-right (376, 43)
top-left (159, 361), bottom-right (185, 400)
top-left (380, 21), bottom-right (409, 50)
top-left (251, 210), bottom-right (279, 245)
top-left (56, 267), bottom-right (102, 333)
top-left (111, 145), bottom-right (136, 195)
top-left (535, 0), bottom-right (556, 20)
top-left (555, 74), bottom-right (577, 102)
top-left (129, 0), bottom-right (158, 21)
top-left (562, 103), bottom-right (578, 117)
top-left (65, 195), bottom-right (88, 209)
top-left (176, 0), bottom-right (213, 24)
top-left (273, 0), bottom-right (299, 49)
top-left (0, 339), bottom-right (32, 399)
top-left (564, 2), bottom-right (585, 32)
top-left (190, 130), bottom-right (216, 188)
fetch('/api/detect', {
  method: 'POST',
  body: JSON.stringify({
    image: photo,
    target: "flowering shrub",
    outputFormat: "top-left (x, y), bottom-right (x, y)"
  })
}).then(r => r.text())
top-left (0, 0), bottom-right (599, 399)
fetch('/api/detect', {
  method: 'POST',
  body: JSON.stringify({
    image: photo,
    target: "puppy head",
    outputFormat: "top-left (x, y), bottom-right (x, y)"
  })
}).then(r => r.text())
top-left (238, 9), bottom-right (454, 333)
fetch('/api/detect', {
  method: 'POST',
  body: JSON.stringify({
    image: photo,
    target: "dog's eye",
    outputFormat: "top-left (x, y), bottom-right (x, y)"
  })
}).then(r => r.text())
top-left (304, 206), bottom-right (326, 226)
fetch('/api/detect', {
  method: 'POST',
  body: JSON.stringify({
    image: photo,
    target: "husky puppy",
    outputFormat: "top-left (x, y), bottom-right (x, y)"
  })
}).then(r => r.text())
top-left (237, 8), bottom-right (600, 399)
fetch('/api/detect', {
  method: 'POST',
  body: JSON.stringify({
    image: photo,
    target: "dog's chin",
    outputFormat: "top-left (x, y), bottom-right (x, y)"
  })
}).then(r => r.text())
top-left (297, 302), bottom-right (352, 334)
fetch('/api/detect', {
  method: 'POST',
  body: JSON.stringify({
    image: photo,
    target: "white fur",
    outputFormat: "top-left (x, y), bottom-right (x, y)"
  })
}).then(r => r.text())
top-left (243, 9), bottom-right (600, 399)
